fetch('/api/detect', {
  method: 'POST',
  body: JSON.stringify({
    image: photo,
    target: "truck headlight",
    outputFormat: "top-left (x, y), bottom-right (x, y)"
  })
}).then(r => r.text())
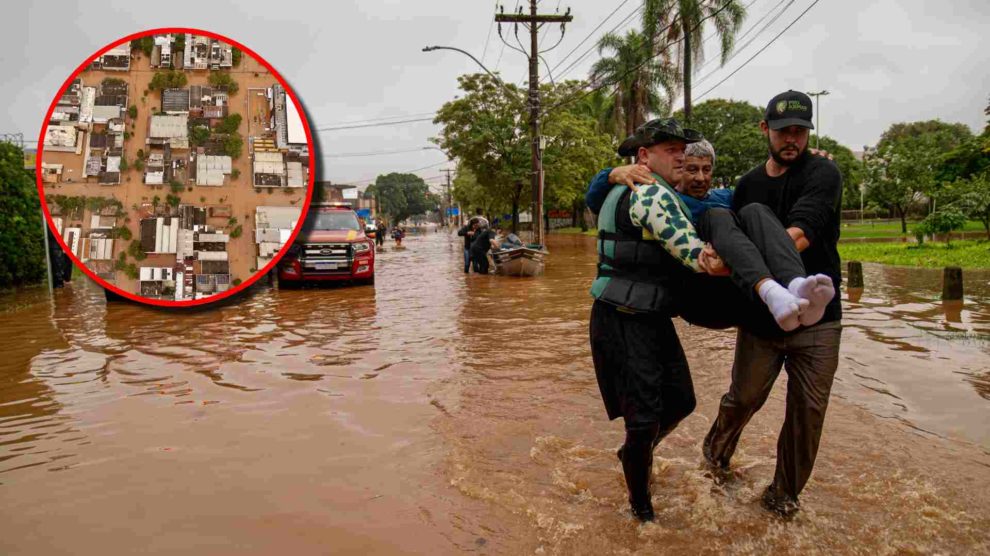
top-left (353, 242), bottom-right (371, 253)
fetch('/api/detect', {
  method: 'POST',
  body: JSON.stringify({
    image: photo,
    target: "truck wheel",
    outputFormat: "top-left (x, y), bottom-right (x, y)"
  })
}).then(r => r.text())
top-left (361, 275), bottom-right (375, 286)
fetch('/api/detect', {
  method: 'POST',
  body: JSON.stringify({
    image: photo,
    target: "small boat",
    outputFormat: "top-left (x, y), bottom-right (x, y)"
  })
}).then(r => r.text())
top-left (492, 245), bottom-right (547, 277)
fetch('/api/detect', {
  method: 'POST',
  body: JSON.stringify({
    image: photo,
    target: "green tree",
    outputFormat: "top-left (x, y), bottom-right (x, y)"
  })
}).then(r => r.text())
top-left (644, 0), bottom-right (747, 123)
top-left (119, 155), bottom-right (129, 172)
top-left (190, 125), bottom-right (211, 146)
top-left (946, 172), bottom-right (990, 239)
top-left (674, 98), bottom-right (763, 185)
top-left (128, 105), bottom-right (138, 119)
top-left (166, 194), bottom-right (180, 208)
top-left (0, 142), bottom-right (46, 287)
top-left (590, 29), bottom-right (676, 137)
top-left (149, 70), bottom-right (187, 91)
top-left (208, 72), bottom-right (239, 95)
top-left (130, 36), bottom-right (153, 57)
top-left (865, 120), bottom-right (974, 232)
top-left (231, 168), bottom-right (240, 180)
top-left (215, 114), bottom-right (242, 135)
top-left (128, 240), bottom-right (147, 261)
top-left (232, 47), bottom-right (242, 67)
top-left (367, 173), bottom-right (433, 224)
top-left (223, 135), bottom-right (243, 159)
top-left (814, 136), bottom-right (864, 209)
top-left (230, 225), bottom-right (243, 239)
top-left (152, 196), bottom-right (161, 211)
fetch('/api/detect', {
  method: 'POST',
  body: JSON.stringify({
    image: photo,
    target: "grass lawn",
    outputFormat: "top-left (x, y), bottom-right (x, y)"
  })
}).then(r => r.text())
top-left (841, 219), bottom-right (986, 239)
top-left (839, 240), bottom-right (990, 269)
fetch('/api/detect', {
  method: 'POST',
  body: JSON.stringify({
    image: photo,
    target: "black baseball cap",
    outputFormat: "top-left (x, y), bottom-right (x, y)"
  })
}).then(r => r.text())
top-left (764, 90), bottom-right (814, 130)
top-left (617, 117), bottom-right (702, 157)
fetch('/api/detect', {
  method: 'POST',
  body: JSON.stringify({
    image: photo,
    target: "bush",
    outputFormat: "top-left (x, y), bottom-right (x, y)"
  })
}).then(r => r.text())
top-left (232, 47), bottom-right (242, 67)
top-left (125, 264), bottom-right (139, 280)
top-left (231, 168), bottom-right (240, 180)
top-left (228, 217), bottom-right (238, 226)
top-left (131, 37), bottom-right (153, 57)
top-left (230, 225), bottom-right (243, 239)
top-left (114, 227), bottom-right (132, 241)
top-left (119, 155), bottom-right (129, 172)
top-left (128, 105), bottom-right (138, 119)
top-left (169, 180), bottom-right (183, 194)
top-left (232, 277), bottom-right (242, 286)
top-left (166, 194), bottom-right (180, 208)
top-left (915, 209), bottom-right (967, 245)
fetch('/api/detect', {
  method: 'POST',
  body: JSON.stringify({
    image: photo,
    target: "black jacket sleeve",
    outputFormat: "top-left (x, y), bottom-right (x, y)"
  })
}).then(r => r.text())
top-left (786, 159), bottom-right (842, 245)
top-left (457, 224), bottom-right (471, 237)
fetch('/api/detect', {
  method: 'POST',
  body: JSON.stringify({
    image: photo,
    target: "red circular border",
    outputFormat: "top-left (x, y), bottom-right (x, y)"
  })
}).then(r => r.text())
top-left (35, 27), bottom-right (316, 307)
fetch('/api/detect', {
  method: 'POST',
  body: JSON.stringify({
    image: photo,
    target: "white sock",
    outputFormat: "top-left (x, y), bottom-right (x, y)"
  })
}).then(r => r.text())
top-left (758, 280), bottom-right (808, 332)
top-left (788, 275), bottom-right (835, 326)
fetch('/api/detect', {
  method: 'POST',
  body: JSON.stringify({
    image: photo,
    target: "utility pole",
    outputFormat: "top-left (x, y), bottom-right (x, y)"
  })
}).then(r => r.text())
top-left (495, 1), bottom-right (571, 246)
top-left (440, 168), bottom-right (455, 227)
top-left (806, 90), bottom-right (830, 149)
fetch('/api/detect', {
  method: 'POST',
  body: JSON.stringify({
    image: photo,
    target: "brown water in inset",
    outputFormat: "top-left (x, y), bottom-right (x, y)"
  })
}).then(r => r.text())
top-left (1, 233), bottom-right (988, 554)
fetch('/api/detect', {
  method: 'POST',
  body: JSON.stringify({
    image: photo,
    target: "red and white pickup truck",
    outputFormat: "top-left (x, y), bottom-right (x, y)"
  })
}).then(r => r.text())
top-left (277, 203), bottom-right (375, 286)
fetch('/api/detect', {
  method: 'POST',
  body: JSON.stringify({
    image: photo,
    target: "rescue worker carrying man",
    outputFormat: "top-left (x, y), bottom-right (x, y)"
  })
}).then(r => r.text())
top-left (588, 118), bottom-right (715, 522)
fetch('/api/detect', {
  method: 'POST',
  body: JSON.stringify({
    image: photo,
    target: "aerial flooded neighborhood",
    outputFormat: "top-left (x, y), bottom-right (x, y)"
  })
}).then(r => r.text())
top-left (40, 33), bottom-right (311, 301)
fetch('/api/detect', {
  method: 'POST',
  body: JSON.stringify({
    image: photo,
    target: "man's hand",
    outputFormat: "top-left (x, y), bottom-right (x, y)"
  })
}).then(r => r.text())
top-left (608, 164), bottom-right (656, 192)
top-left (808, 148), bottom-right (834, 161)
top-left (698, 243), bottom-right (730, 276)
top-left (786, 227), bottom-right (810, 252)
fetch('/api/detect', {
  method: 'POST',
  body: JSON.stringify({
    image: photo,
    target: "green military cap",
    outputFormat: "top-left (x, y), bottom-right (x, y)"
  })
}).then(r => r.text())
top-left (617, 117), bottom-right (703, 157)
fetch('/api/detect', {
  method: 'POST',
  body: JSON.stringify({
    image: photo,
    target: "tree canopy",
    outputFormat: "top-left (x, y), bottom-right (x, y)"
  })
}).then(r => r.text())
top-left (0, 142), bottom-right (46, 288)
top-left (367, 173), bottom-right (434, 224)
top-left (433, 73), bottom-right (615, 228)
top-left (865, 119), bottom-right (974, 232)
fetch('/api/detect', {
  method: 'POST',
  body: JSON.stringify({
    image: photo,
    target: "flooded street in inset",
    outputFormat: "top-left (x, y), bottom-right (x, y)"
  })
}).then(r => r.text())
top-left (2, 232), bottom-right (988, 554)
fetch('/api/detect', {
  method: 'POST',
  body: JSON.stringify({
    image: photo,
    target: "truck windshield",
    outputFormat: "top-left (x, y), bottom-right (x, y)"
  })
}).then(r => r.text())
top-left (302, 211), bottom-right (361, 231)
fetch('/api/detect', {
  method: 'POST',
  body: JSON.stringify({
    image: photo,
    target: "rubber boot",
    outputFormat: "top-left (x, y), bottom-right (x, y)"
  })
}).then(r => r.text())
top-left (621, 424), bottom-right (658, 522)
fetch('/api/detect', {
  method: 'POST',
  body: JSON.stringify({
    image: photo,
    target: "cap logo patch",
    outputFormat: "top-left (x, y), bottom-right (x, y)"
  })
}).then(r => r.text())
top-left (776, 100), bottom-right (787, 114)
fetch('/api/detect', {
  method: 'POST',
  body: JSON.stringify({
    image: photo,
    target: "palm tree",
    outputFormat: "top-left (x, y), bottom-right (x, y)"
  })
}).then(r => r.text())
top-left (589, 29), bottom-right (678, 138)
top-left (644, 0), bottom-right (747, 123)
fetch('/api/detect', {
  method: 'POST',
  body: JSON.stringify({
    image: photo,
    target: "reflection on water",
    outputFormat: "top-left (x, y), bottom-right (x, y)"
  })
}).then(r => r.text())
top-left (1, 233), bottom-right (988, 554)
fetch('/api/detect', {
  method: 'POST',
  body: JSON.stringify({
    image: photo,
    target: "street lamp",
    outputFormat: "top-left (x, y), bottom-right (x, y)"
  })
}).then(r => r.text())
top-left (806, 90), bottom-right (830, 149)
top-left (422, 46), bottom-right (516, 95)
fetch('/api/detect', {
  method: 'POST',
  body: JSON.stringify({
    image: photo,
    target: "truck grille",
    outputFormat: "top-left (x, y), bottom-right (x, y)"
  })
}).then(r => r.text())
top-left (301, 242), bottom-right (351, 273)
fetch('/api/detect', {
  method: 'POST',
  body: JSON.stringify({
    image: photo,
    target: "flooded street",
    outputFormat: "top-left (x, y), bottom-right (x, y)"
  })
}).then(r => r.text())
top-left (2, 232), bottom-right (989, 554)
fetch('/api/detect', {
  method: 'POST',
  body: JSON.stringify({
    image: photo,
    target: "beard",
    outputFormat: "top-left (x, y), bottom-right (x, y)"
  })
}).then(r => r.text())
top-left (767, 137), bottom-right (805, 166)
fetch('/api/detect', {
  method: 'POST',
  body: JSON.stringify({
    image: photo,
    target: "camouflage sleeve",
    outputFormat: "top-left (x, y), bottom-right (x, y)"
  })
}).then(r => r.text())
top-left (628, 183), bottom-right (704, 272)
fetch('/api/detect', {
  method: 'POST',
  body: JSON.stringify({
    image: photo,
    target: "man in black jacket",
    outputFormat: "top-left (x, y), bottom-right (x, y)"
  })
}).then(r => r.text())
top-left (702, 90), bottom-right (843, 518)
top-left (457, 218), bottom-right (479, 273)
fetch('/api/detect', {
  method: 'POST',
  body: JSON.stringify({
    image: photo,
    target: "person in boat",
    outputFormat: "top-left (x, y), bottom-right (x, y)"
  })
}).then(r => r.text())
top-left (496, 227), bottom-right (524, 250)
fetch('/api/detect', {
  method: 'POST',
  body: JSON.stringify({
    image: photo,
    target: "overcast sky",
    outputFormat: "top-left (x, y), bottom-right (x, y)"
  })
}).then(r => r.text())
top-left (4, 0), bottom-right (988, 192)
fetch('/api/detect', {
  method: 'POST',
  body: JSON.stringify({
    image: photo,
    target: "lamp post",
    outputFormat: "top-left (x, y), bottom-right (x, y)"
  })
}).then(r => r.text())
top-left (806, 90), bottom-right (830, 149)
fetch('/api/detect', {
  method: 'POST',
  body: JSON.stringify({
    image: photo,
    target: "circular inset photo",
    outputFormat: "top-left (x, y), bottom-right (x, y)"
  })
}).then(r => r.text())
top-left (37, 28), bottom-right (314, 306)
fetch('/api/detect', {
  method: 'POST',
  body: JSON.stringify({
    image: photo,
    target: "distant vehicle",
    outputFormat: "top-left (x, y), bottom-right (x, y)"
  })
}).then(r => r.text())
top-left (277, 203), bottom-right (375, 286)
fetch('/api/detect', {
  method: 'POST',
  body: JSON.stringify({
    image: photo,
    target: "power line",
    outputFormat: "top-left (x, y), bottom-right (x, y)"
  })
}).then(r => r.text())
top-left (325, 111), bottom-right (438, 126)
top-left (692, 0), bottom-right (793, 86)
top-left (695, 0), bottom-right (823, 101)
top-left (551, 1), bottom-right (644, 83)
top-left (481, 0), bottom-right (499, 64)
top-left (324, 146), bottom-right (441, 158)
top-left (544, 0), bottom-right (750, 116)
top-left (545, 0), bottom-right (632, 80)
top-left (316, 116), bottom-right (437, 132)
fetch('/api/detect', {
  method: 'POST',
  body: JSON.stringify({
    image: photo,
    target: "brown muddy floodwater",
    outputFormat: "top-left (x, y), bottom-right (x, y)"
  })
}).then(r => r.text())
top-left (1, 232), bottom-right (988, 555)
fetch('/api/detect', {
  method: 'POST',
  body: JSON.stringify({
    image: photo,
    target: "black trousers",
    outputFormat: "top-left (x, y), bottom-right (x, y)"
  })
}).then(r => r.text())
top-left (696, 204), bottom-right (806, 300)
top-left (590, 300), bottom-right (696, 431)
top-left (471, 251), bottom-right (490, 274)
top-left (703, 321), bottom-right (842, 503)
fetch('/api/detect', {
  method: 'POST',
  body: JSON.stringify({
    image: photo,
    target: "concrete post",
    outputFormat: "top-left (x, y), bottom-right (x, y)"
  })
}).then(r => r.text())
top-left (942, 267), bottom-right (964, 301)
